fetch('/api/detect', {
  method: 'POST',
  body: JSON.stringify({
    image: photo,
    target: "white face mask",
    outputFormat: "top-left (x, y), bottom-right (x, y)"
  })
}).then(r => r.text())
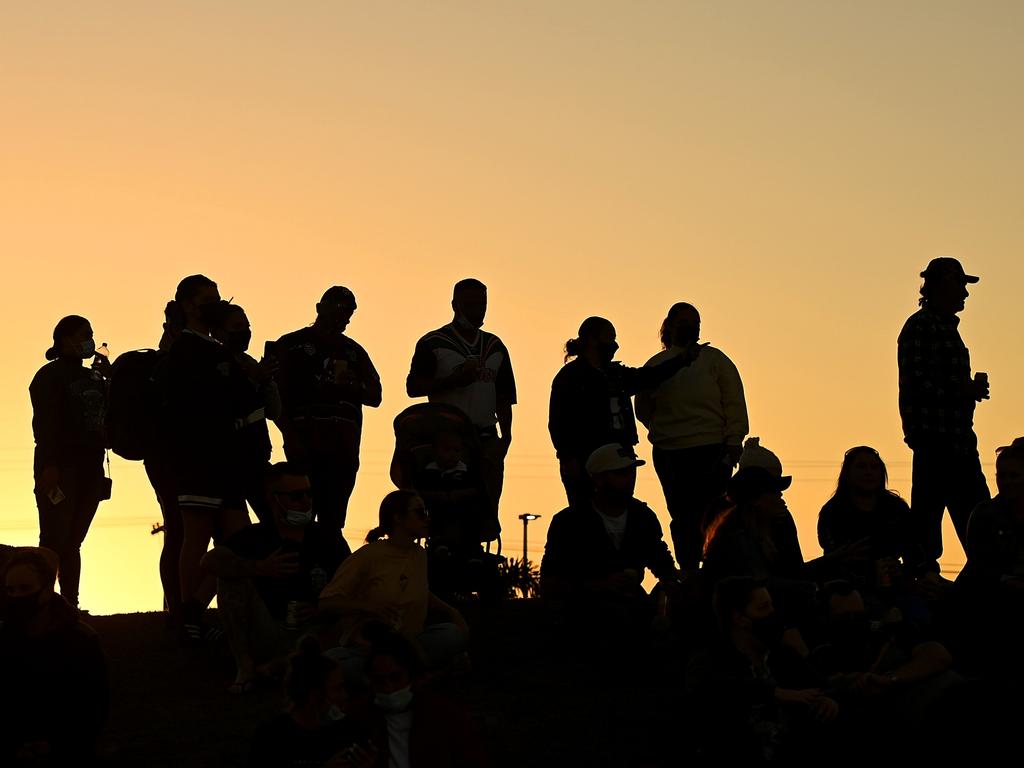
top-left (283, 508), bottom-right (314, 527)
top-left (79, 339), bottom-right (96, 358)
top-left (325, 704), bottom-right (345, 722)
top-left (374, 686), bottom-right (414, 714)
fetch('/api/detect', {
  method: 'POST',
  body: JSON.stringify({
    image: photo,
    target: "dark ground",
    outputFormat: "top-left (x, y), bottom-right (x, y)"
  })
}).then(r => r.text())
top-left (90, 601), bottom-right (680, 768)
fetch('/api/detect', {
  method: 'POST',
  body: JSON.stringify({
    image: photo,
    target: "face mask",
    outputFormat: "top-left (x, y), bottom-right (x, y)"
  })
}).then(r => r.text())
top-left (283, 508), bottom-right (314, 527)
top-left (375, 686), bottom-right (414, 714)
top-left (5, 592), bottom-right (43, 624)
top-left (79, 339), bottom-right (97, 358)
top-left (324, 704), bottom-right (345, 722)
top-left (225, 330), bottom-right (252, 354)
top-left (749, 613), bottom-right (785, 649)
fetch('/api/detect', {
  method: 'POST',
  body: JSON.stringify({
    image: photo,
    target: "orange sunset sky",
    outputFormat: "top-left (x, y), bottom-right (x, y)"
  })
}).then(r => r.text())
top-left (2, 2), bottom-right (1022, 614)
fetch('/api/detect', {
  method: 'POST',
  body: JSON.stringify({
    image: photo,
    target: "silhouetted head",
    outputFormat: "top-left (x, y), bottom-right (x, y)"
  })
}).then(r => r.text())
top-left (174, 274), bottom-right (220, 332)
top-left (432, 430), bottom-right (465, 472)
top-left (659, 302), bottom-right (700, 349)
top-left (996, 438), bottom-right (1024, 504)
top-left (316, 286), bottom-right (357, 335)
top-left (586, 443), bottom-right (644, 505)
top-left (366, 627), bottom-right (424, 713)
top-left (727, 466), bottom-right (791, 517)
top-left (365, 490), bottom-right (428, 543)
top-left (264, 462), bottom-right (314, 533)
top-left (209, 301), bottom-right (251, 355)
top-left (3, 547), bottom-right (58, 626)
top-left (564, 316), bottom-right (616, 365)
top-left (284, 635), bottom-right (346, 719)
top-left (452, 278), bottom-right (487, 330)
top-left (820, 580), bottom-right (871, 657)
top-left (45, 315), bottom-right (94, 361)
top-left (918, 257), bottom-right (977, 315)
top-left (713, 578), bottom-right (782, 649)
top-left (835, 446), bottom-right (889, 498)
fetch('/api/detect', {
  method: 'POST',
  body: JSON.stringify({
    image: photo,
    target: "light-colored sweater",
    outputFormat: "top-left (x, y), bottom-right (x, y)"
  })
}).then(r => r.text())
top-left (639, 345), bottom-right (748, 450)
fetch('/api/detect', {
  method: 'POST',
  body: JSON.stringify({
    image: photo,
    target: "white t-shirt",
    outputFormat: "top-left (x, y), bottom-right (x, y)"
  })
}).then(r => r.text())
top-left (386, 710), bottom-right (413, 768)
top-left (595, 506), bottom-right (628, 550)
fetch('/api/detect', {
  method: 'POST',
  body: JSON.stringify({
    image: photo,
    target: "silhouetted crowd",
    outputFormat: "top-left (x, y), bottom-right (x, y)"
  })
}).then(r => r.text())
top-left (2, 259), bottom-right (1022, 766)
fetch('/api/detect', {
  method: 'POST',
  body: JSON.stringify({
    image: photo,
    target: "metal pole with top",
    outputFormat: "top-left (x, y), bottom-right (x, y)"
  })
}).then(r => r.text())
top-left (518, 513), bottom-right (541, 563)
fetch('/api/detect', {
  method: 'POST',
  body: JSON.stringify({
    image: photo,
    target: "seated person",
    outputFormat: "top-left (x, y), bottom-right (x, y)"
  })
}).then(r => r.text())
top-left (685, 578), bottom-right (838, 764)
top-left (807, 580), bottom-right (957, 754)
top-left (202, 462), bottom-right (350, 692)
top-left (540, 443), bottom-right (678, 633)
top-left (818, 447), bottom-right (936, 610)
top-left (359, 628), bottom-right (490, 767)
top-left (319, 491), bottom-right (468, 673)
top-left (0, 547), bottom-right (108, 764)
top-left (249, 636), bottom-right (371, 768)
top-left (416, 430), bottom-right (485, 557)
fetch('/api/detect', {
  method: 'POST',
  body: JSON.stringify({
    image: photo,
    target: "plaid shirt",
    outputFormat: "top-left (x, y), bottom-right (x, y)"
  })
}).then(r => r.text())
top-left (897, 308), bottom-right (977, 453)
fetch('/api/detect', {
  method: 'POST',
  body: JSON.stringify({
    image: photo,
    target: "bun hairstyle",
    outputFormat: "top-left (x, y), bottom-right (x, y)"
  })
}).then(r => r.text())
top-left (45, 315), bottom-right (89, 361)
top-left (563, 316), bottom-right (613, 362)
top-left (284, 635), bottom-right (338, 707)
top-left (366, 489), bottom-right (422, 543)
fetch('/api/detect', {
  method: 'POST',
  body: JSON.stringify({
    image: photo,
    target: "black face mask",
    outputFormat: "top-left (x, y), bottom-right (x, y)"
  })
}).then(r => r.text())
top-left (225, 330), bottom-right (252, 354)
top-left (5, 592), bottom-right (43, 625)
top-left (749, 613), bottom-right (785, 649)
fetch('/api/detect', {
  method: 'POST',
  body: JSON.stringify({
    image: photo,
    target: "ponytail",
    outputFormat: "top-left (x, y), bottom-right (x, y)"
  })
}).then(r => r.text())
top-left (564, 316), bottom-right (613, 363)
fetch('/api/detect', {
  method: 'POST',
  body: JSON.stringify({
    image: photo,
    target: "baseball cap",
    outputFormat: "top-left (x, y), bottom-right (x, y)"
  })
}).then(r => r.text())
top-left (585, 443), bottom-right (646, 475)
top-left (319, 286), bottom-right (357, 309)
top-left (920, 257), bottom-right (979, 284)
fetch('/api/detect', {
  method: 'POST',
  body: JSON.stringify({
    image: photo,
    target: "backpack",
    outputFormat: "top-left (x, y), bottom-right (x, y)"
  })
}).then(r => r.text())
top-left (105, 349), bottom-right (163, 461)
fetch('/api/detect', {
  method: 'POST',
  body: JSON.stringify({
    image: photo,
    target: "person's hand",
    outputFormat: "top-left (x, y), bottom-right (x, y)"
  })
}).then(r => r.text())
top-left (92, 353), bottom-right (112, 378)
top-left (328, 742), bottom-right (379, 768)
top-left (37, 466), bottom-right (60, 495)
top-left (726, 444), bottom-right (744, 467)
top-left (368, 603), bottom-right (402, 626)
top-left (679, 342), bottom-right (708, 366)
top-left (450, 358), bottom-right (481, 387)
top-left (775, 687), bottom-right (824, 706)
top-left (499, 433), bottom-right (512, 457)
top-left (810, 696), bottom-right (841, 723)
top-left (826, 537), bottom-right (872, 565)
top-left (854, 672), bottom-right (894, 697)
top-left (255, 549), bottom-right (300, 578)
top-left (293, 602), bottom-right (319, 624)
top-left (971, 375), bottom-right (990, 402)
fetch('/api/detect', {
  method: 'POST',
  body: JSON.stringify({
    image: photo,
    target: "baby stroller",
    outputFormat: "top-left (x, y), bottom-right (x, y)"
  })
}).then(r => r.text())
top-left (390, 403), bottom-right (504, 603)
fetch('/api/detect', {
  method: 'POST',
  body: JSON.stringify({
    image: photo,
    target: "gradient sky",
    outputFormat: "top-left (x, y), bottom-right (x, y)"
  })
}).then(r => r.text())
top-left (2, 2), bottom-right (1022, 614)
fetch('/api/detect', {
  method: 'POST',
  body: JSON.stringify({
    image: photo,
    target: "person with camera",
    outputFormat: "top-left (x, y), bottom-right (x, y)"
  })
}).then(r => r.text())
top-left (29, 315), bottom-right (111, 610)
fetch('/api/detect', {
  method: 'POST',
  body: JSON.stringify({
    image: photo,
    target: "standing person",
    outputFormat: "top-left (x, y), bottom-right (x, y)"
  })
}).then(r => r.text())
top-left (29, 315), bottom-right (110, 609)
top-left (635, 302), bottom-right (748, 569)
top-left (548, 316), bottom-right (698, 507)
top-left (406, 278), bottom-right (515, 535)
top-left (211, 301), bottom-right (280, 524)
top-left (275, 286), bottom-right (381, 535)
top-left (898, 257), bottom-right (991, 569)
top-left (165, 275), bottom-right (251, 641)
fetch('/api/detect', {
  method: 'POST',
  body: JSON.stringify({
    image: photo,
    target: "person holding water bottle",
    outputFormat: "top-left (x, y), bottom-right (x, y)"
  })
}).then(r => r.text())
top-left (29, 315), bottom-right (111, 610)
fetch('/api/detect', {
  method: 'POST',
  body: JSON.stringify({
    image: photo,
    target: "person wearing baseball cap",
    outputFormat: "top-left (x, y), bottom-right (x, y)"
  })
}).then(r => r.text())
top-left (898, 257), bottom-right (991, 569)
top-left (540, 443), bottom-right (677, 634)
top-left (271, 286), bottom-right (382, 536)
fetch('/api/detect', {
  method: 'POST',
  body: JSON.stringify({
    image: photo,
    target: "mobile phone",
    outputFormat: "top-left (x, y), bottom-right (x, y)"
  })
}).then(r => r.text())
top-left (263, 340), bottom-right (279, 360)
top-left (97, 477), bottom-right (113, 501)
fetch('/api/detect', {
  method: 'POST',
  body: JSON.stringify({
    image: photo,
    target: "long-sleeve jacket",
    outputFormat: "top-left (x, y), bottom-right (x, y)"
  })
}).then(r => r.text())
top-left (29, 357), bottom-right (107, 473)
top-left (958, 496), bottom-right (1024, 590)
top-left (548, 356), bottom-right (686, 462)
top-left (541, 498), bottom-right (676, 597)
